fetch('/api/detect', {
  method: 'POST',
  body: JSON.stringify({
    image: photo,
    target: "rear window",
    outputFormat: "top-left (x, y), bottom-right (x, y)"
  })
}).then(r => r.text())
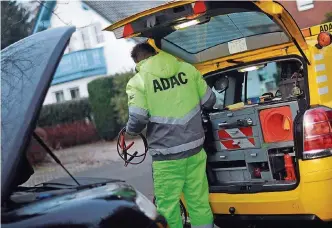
top-left (164, 11), bottom-right (283, 54)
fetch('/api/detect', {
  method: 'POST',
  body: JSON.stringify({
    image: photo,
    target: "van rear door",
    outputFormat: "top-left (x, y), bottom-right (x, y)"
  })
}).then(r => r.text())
top-left (105, 1), bottom-right (308, 65)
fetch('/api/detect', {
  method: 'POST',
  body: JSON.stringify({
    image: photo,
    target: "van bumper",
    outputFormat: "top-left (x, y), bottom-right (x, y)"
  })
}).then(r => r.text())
top-left (214, 214), bottom-right (331, 228)
top-left (209, 157), bottom-right (332, 222)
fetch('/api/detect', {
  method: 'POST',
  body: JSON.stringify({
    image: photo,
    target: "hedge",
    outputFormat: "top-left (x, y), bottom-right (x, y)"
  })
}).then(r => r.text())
top-left (88, 77), bottom-right (119, 140)
top-left (38, 98), bottom-right (92, 127)
top-left (87, 72), bottom-right (134, 140)
top-left (43, 120), bottom-right (99, 149)
top-left (112, 71), bottom-right (134, 126)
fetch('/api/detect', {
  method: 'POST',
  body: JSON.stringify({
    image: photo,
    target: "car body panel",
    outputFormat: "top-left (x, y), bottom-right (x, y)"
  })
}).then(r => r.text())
top-left (304, 25), bottom-right (332, 107)
top-left (2, 181), bottom-right (163, 228)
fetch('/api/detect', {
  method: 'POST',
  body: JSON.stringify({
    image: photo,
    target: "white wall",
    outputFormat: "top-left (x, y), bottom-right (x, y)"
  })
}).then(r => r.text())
top-left (50, 0), bottom-right (136, 75)
top-left (43, 75), bottom-right (104, 105)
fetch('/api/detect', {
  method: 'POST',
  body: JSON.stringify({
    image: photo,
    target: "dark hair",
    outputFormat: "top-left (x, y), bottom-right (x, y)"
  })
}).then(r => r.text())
top-left (131, 42), bottom-right (156, 63)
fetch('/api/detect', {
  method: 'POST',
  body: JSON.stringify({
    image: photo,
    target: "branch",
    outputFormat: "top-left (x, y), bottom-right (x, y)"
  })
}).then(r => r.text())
top-left (36, 0), bottom-right (71, 26)
top-left (36, 0), bottom-right (93, 29)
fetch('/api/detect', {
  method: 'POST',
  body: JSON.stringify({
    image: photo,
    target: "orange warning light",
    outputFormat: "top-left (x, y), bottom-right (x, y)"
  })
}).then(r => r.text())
top-left (317, 32), bottom-right (332, 49)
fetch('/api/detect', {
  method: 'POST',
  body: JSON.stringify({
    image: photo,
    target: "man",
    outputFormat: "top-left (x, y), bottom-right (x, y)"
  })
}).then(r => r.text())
top-left (125, 42), bottom-right (216, 228)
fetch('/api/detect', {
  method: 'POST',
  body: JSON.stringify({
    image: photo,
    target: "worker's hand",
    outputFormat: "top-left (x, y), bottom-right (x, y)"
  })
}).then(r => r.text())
top-left (120, 132), bottom-right (135, 151)
top-left (125, 131), bottom-right (138, 139)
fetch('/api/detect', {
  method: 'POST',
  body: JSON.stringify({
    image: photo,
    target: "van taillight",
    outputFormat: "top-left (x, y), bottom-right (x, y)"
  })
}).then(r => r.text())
top-left (303, 107), bottom-right (332, 159)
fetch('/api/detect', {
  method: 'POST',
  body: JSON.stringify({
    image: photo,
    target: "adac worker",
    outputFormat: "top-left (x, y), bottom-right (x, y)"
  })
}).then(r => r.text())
top-left (125, 43), bottom-right (216, 228)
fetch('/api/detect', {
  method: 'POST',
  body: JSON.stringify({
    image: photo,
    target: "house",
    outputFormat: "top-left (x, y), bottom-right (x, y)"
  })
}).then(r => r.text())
top-left (280, 0), bottom-right (332, 28)
top-left (43, 47), bottom-right (107, 105)
top-left (29, 0), bottom-right (137, 105)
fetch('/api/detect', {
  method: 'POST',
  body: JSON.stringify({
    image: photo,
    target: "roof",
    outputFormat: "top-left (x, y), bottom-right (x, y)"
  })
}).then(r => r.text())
top-left (82, 1), bottom-right (169, 42)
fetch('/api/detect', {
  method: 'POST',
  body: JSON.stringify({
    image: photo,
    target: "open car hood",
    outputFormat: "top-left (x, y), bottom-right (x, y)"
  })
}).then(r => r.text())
top-left (105, 1), bottom-right (308, 66)
top-left (1, 26), bottom-right (76, 203)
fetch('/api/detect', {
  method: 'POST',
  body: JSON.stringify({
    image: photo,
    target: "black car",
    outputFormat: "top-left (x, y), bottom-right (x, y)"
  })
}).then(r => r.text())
top-left (1, 26), bottom-right (167, 228)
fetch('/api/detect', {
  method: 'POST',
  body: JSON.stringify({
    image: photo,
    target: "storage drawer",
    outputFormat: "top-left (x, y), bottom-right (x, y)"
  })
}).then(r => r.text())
top-left (208, 151), bottom-right (244, 162)
top-left (214, 137), bottom-right (261, 151)
top-left (209, 108), bottom-right (254, 121)
top-left (210, 109), bottom-right (257, 131)
top-left (261, 171), bottom-right (273, 181)
top-left (244, 149), bottom-right (268, 163)
top-left (212, 167), bottom-right (251, 182)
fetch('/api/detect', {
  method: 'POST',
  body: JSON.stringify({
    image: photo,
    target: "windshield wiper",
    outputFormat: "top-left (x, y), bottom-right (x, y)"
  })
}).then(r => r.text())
top-left (32, 132), bottom-right (81, 186)
top-left (34, 182), bottom-right (76, 187)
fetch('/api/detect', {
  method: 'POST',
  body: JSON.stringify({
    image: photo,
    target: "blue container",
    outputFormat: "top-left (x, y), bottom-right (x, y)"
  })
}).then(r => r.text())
top-left (247, 97), bottom-right (260, 104)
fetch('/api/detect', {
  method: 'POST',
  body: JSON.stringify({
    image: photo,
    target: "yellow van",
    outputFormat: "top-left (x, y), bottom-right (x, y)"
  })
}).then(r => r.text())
top-left (106, 1), bottom-right (332, 226)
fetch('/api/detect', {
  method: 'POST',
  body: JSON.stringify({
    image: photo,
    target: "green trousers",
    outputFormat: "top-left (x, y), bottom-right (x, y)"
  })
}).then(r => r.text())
top-left (152, 150), bottom-right (214, 228)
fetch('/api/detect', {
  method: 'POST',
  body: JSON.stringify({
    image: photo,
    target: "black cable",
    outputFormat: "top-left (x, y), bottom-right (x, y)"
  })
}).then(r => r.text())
top-left (116, 127), bottom-right (149, 166)
top-left (32, 132), bottom-right (81, 186)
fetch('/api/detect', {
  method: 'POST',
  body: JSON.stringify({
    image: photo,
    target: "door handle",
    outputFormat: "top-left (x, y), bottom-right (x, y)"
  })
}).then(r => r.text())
top-left (218, 122), bottom-right (229, 128)
top-left (228, 130), bottom-right (239, 134)
top-left (219, 155), bottom-right (227, 159)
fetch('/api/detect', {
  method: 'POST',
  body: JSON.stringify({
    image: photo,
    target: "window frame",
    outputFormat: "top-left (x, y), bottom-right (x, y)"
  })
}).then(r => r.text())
top-left (94, 23), bottom-right (104, 44)
top-left (296, 0), bottom-right (314, 11)
top-left (69, 87), bottom-right (80, 100)
top-left (81, 28), bottom-right (91, 49)
top-left (54, 90), bottom-right (65, 103)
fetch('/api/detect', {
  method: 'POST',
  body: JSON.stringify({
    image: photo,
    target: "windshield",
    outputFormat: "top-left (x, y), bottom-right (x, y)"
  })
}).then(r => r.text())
top-left (165, 12), bottom-right (282, 54)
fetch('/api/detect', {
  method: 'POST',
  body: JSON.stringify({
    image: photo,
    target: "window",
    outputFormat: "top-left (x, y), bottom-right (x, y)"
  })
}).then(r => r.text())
top-left (242, 62), bottom-right (279, 101)
top-left (212, 87), bottom-right (225, 110)
top-left (70, 87), bottom-right (80, 100)
top-left (164, 11), bottom-right (283, 54)
top-left (296, 0), bottom-right (314, 11)
top-left (94, 23), bottom-right (104, 44)
top-left (55, 91), bottom-right (65, 103)
top-left (81, 28), bottom-right (91, 49)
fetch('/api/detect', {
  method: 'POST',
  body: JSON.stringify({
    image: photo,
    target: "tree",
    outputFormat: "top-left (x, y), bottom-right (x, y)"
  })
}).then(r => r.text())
top-left (322, 12), bottom-right (332, 24)
top-left (1, 1), bottom-right (34, 50)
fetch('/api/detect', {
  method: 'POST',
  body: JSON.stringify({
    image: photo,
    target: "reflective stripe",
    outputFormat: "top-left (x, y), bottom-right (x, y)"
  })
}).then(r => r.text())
top-left (127, 106), bottom-right (149, 135)
top-left (314, 54), bottom-right (323, 60)
top-left (149, 136), bottom-right (205, 155)
top-left (315, 64), bottom-right (326, 72)
top-left (191, 224), bottom-right (214, 228)
top-left (147, 110), bottom-right (204, 156)
top-left (150, 104), bottom-right (201, 125)
top-left (129, 106), bottom-right (148, 117)
top-left (318, 86), bottom-right (328, 95)
top-left (316, 75), bottom-right (327, 83)
top-left (201, 86), bottom-right (213, 105)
